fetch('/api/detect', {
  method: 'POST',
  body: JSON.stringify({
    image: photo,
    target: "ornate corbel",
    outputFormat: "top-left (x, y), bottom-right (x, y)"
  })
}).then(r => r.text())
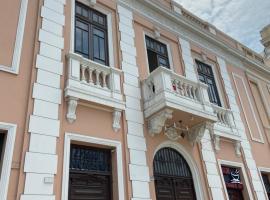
top-left (234, 141), bottom-right (241, 157)
top-left (148, 109), bottom-right (173, 136)
top-left (189, 121), bottom-right (213, 146)
top-left (213, 135), bottom-right (221, 151)
top-left (66, 97), bottom-right (78, 123)
top-left (112, 109), bottom-right (122, 132)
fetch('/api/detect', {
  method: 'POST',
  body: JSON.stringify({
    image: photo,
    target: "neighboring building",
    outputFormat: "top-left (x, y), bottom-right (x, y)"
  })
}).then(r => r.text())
top-left (1, 0), bottom-right (270, 199)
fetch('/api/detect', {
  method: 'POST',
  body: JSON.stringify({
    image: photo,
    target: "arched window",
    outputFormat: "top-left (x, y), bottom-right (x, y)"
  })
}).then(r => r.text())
top-left (154, 148), bottom-right (196, 200)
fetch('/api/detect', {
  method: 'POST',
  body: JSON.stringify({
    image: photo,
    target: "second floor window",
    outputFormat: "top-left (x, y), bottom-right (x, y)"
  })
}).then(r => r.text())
top-left (262, 173), bottom-right (270, 199)
top-left (145, 36), bottom-right (169, 72)
top-left (196, 60), bottom-right (221, 106)
top-left (75, 2), bottom-right (109, 66)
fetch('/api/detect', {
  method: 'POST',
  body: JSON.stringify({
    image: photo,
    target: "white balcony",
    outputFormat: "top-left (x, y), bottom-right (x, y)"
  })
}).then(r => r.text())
top-left (142, 66), bottom-right (217, 143)
top-left (211, 104), bottom-right (241, 155)
top-left (65, 53), bottom-right (125, 131)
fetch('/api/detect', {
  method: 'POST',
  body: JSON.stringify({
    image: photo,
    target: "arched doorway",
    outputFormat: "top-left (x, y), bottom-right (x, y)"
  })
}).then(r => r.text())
top-left (154, 147), bottom-right (196, 200)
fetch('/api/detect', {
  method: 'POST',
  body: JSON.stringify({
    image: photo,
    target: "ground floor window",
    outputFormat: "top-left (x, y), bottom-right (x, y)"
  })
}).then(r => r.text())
top-left (154, 147), bottom-right (196, 200)
top-left (68, 144), bottom-right (112, 200)
top-left (261, 173), bottom-right (270, 199)
top-left (222, 166), bottom-right (244, 200)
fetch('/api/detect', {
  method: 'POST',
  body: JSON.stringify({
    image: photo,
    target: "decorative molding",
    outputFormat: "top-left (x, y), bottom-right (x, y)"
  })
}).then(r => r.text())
top-left (148, 108), bottom-right (173, 135)
top-left (164, 127), bottom-right (181, 141)
top-left (234, 141), bottom-right (241, 157)
top-left (66, 97), bottom-right (78, 123)
top-left (213, 135), bottom-right (221, 151)
top-left (118, 0), bottom-right (270, 76)
top-left (0, 122), bottom-right (17, 200)
top-left (232, 72), bottom-right (265, 143)
top-left (112, 109), bottom-right (122, 132)
top-left (188, 121), bottom-right (213, 145)
top-left (61, 133), bottom-right (125, 200)
top-left (88, 0), bottom-right (96, 6)
top-left (0, 0), bottom-right (28, 74)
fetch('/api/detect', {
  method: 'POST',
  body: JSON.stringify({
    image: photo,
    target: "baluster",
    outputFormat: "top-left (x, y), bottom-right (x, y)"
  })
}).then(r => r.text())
top-left (176, 80), bottom-right (180, 94)
top-left (183, 83), bottom-right (188, 96)
top-left (81, 65), bottom-right (87, 83)
top-left (102, 72), bottom-right (108, 88)
top-left (95, 70), bottom-right (101, 86)
top-left (222, 111), bottom-right (227, 125)
top-left (88, 67), bottom-right (93, 84)
top-left (187, 85), bottom-right (192, 98)
top-left (192, 87), bottom-right (197, 100)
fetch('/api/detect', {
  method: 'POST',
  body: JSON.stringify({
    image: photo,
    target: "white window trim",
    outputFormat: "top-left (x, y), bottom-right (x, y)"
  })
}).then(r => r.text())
top-left (0, 0), bottom-right (28, 74)
top-left (193, 56), bottom-right (226, 107)
top-left (61, 132), bottom-right (125, 200)
top-left (70, 0), bottom-right (115, 68)
top-left (232, 72), bottom-right (265, 144)
top-left (217, 159), bottom-right (254, 200)
top-left (258, 167), bottom-right (270, 199)
top-left (143, 31), bottom-right (174, 75)
top-left (0, 122), bottom-right (17, 200)
top-left (153, 141), bottom-right (204, 200)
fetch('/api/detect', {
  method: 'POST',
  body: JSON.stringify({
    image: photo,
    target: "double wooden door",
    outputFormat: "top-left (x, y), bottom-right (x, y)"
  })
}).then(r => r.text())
top-left (155, 176), bottom-right (196, 200)
top-left (154, 148), bottom-right (196, 200)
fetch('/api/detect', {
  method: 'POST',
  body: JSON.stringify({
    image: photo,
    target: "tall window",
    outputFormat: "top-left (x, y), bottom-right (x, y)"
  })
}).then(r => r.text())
top-left (262, 173), bottom-right (270, 199)
top-left (75, 2), bottom-right (108, 65)
top-left (145, 36), bottom-right (170, 72)
top-left (196, 60), bottom-right (221, 106)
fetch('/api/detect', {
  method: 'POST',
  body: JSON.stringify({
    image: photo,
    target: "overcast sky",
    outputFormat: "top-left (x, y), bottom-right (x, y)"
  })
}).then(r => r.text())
top-left (174, 0), bottom-right (270, 53)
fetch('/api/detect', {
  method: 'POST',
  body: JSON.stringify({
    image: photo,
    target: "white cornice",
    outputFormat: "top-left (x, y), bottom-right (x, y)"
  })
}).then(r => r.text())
top-left (118, 0), bottom-right (270, 77)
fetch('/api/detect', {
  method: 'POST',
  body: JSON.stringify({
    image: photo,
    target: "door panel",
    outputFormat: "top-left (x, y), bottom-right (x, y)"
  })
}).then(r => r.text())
top-left (69, 173), bottom-right (111, 200)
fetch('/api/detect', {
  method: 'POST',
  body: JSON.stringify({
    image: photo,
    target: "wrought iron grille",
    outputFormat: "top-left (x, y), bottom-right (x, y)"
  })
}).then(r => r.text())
top-left (153, 147), bottom-right (192, 177)
top-left (69, 145), bottom-right (111, 173)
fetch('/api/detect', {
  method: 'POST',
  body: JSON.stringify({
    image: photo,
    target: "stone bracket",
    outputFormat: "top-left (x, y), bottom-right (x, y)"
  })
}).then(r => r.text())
top-left (148, 108), bottom-right (173, 136)
top-left (66, 97), bottom-right (78, 123)
top-left (112, 109), bottom-right (122, 132)
top-left (189, 121), bottom-right (213, 146)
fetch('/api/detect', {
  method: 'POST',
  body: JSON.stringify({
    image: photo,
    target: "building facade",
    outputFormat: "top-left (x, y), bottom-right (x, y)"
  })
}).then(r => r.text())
top-left (0, 0), bottom-right (270, 199)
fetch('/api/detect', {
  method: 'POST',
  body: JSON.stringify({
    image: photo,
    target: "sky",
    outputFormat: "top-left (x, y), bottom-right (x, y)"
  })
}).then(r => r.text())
top-left (174, 0), bottom-right (270, 53)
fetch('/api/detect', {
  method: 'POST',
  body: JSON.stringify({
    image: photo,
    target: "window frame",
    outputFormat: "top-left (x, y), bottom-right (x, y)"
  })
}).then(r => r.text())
top-left (70, 0), bottom-right (115, 67)
top-left (195, 59), bottom-right (222, 107)
top-left (143, 32), bottom-right (174, 75)
top-left (0, 122), bottom-right (17, 200)
top-left (258, 167), bottom-right (270, 199)
top-left (218, 160), bottom-right (253, 200)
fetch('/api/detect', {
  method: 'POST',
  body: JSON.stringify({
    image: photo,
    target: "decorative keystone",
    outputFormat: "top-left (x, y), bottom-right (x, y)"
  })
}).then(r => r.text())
top-left (66, 97), bottom-right (78, 123)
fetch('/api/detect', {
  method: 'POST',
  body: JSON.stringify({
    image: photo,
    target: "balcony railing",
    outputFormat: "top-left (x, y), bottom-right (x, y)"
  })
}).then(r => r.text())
top-left (142, 66), bottom-right (217, 142)
top-left (212, 104), bottom-right (240, 139)
top-left (65, 53), bottom-right (125, 131)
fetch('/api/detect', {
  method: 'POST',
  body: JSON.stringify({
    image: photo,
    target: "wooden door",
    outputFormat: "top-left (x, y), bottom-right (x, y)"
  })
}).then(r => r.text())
top-left (154, 148), bottom-right (196, 200)
top-left (68, 145), bottom-right (112, 200)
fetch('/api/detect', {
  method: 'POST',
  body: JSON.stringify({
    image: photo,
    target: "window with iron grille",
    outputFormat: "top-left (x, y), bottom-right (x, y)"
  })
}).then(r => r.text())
top-left (69, 145), bottom-right (111, 174)
top-left (145, 36), bottom-right (170, 72)
top-left (196, 60), bottom-right (221, 106)
top-left (75, 2), bottom-right (109, 66)
top-left (262, 173), bottom-right (270, 199)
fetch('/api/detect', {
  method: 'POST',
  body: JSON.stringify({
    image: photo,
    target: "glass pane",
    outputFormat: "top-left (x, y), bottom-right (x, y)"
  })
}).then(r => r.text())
top-left (82, 8), bottom-right (88, 18)
top-left (98, 16), bottom-right (104, 25)
top-left (158, 56), bottom-right (168, 67)
top-left (76, 21), bottom-right (88, 31)
top-left (99, 38), bottom-right (105, 60)
top-left (75, 28), bottom-right (82, 52)
top-left (76, 5), bottom-right (82, 15)
top-left (93, 13), bottom-right (98, 23)
top-left (93, 35), bottom-right (99, 59)
top-left (82, 31), bottom-right (89, 54)
top-left (94, 29), bottom-right (104, 38)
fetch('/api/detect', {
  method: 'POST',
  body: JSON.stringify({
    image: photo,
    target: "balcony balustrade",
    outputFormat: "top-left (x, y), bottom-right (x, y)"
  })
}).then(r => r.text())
top-left (65, 53), bottom-right (125, 131)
